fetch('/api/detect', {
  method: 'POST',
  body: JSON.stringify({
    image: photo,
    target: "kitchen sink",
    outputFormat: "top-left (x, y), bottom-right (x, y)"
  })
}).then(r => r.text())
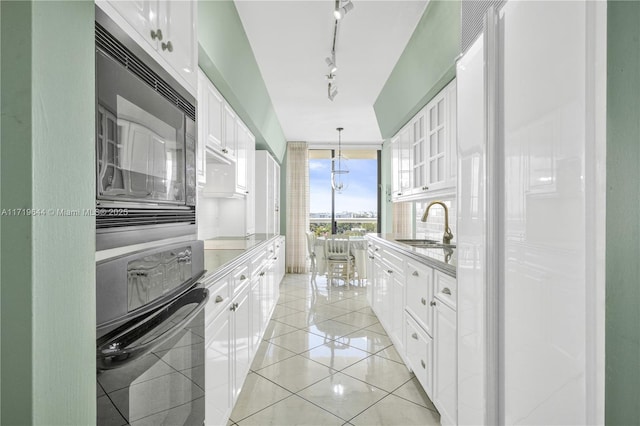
top-left (395, 239), bottom-right (457, 249)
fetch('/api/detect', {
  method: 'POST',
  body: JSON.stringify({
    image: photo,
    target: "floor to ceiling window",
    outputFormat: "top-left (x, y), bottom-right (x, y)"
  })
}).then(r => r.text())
top-left (309, 149), bottom-right (379, 235)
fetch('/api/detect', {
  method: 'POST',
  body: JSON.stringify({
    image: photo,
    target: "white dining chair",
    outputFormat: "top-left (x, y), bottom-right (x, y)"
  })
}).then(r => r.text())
top-left (306, 231), bottom-right (317, 277)
top-left (324, 235), bottom-right (355, 289)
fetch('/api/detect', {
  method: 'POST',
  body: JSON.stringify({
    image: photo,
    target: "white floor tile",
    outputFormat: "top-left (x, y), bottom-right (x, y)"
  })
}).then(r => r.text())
top-left (341, 355), bottom-right (413, 392)
top-left (350, 394), bottom-right (440, 426)
top-left (255, 355), bottom-right (335, 392)
top-left (267, 329), bottom-right (328, 354)
top-left (229, 372), bottom-right (292, 421)
top-left (300, 342), bottom-right (370, 371)
top-left (297, 372), bottom-right (388, 421)
top-left (237, 395), bottom-right (343, 426)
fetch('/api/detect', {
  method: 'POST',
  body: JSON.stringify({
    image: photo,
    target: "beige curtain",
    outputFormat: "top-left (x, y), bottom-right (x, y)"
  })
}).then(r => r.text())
top-left (285, 142), bottom-right (309, 273)
top-left (392, 201), bottom-right (413, 236)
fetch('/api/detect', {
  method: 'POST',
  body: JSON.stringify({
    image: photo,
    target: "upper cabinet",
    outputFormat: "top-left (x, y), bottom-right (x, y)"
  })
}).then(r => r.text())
top-left (197, 68), bottom-right (254, 198)
top-left (98, 0), bottom-right (198, 95)
top-left (391, 79), bottom-right (457, 201)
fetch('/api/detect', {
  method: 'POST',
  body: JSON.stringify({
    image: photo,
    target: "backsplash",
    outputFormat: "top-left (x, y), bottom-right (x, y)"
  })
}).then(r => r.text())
top-left (414, 198), bottom-right (457, 244)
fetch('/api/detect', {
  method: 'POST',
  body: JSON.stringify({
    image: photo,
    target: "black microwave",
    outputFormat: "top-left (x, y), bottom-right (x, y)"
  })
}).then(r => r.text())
top-left (95, 8), bottom-right (197, 251)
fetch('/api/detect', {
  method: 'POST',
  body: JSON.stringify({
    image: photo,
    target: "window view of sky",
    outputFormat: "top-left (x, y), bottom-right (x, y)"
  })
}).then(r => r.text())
top-left (309, 158), bottom-right (377, 215)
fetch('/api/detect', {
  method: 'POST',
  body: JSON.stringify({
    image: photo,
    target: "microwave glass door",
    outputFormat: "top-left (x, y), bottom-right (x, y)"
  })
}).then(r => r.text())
top-left (97, 52), bottom-right (186, 205)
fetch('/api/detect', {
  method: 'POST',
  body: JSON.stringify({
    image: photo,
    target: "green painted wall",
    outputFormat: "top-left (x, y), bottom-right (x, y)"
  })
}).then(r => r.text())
top-left (198, 0), bottom-right (287, 163)
top-left (374, 0), bottom-right (460, 139)
top-left (1, 1), bottom-right (96, 424)
top-left (606, 1), bottom-right (640, 423)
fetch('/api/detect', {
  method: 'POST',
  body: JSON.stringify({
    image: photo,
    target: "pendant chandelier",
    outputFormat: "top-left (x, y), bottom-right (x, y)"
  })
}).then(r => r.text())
top-left (331, 127), bottom-right (349, 193)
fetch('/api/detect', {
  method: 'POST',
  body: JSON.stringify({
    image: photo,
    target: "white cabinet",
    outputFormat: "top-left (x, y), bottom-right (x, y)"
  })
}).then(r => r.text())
top-left (406, 261), bottom-right (434, 336)
top-left (433, 295), bottom-right (457, 425)
top-left (391, 126), bottom-right (412, 200)
top-left (424, 81), bottom-right (457, 193)
top-left (197, 69), bottom-right (254, 199)
top-left (99, 0), bottom-right (197, 94)
top-left (390, 79), bottom-right (457, 201)
top-left (405, 313), bottom-right (433, 397)
top-left (203, 236), bottom-right (285, 426)
top-left (365, 236), bottom-right (457, 425)
top-left (245, 140), bottom-right (256, 235)
top-left (255, 151), bottom-right (281, 235)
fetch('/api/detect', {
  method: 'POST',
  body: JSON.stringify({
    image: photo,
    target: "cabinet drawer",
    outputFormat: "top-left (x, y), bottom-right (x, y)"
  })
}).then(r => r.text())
top-left (406, 261), bottom-right (434, 335)
top-left (381, 250), bottom-right (404, 277)
top-left (405, 313), bottom-right (433, 397)
top-left (205, 278), bottom-right (230, 331)
top-left (434, 270), bottom-right (456, 309)
top-left (231, 264), bottom-right (250, 296)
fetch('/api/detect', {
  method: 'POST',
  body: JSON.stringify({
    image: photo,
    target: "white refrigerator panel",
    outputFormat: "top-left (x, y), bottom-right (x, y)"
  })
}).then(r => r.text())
top-left (499, 1), bottom-right (595, 424)
top-left (456, 36), bottom-right (488, 425)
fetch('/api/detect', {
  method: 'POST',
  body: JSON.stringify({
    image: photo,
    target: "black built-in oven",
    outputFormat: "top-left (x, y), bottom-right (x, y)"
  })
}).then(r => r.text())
top-left (95, 7), bottom-right (197, 251)
top-left (96, 240), bottom-right (208, 425)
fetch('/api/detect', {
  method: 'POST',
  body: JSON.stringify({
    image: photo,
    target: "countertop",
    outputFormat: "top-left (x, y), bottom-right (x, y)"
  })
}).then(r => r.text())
top-left (202, 234), bottom-right (280, 281)
top-left (366, 233), bottom-right (457, 277)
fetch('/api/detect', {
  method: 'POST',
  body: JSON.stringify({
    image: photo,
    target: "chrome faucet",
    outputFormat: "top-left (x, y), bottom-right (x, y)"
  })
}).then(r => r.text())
top-left (421, 200), bottom-right (454, 245)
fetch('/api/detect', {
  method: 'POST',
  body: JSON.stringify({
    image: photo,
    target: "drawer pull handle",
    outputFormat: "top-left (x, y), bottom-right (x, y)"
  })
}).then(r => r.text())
top-left (412, 271), bottom-right (419, 277)
top-left (442, 287), bottom-right (452, 295)
top-left (430, 300), bottom-right (437, 307)
top-left (240, 275), bottom-right (247, 281)
top-left (421, 297), bottom-right (426, 305)
top-left (421, 359), bottom-right (426, 369)
top-left (411, 332), bottom-right (418, 340)
top-left (161, 41), bottom-right (173, 52)
top-left (387, 270), bottom-right (393, 274)
top-left (150, 28), bottom-right (163, 41)
top-left (368, 256), bottom-right (374, 260)
top-left (259, 272), bottom-right (265, 277)
top-left (215, 295), bottom-right (224, 303)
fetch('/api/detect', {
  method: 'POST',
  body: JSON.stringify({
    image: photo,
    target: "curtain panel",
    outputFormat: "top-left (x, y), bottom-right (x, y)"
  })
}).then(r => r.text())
top-left (285, 142), bottom-right (309, 273)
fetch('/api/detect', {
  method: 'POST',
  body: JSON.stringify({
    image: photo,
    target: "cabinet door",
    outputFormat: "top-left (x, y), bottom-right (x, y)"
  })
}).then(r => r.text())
top-left (205, 311), bottom-right (232, 426)
top-left (235, 121), bottom-right (248, 193)
top-left (366, 250), bottom-right (375, 307)
top-left (205, 80), bottom-right (224, 152)
top-left (405, 313), bottom-right (433, 398)
top-left (273, 162), bottom-right (281, 234)
top-left (391, 271), bottom-right (405, 354)
top-left (426, 90), bottom-right (447, 189)
top-left (250, 280), bottom-right (261, 356)
top-left (399, 126), bottom-right (412, 193)
top-left (411, 112), bottom-right (428, 193)
top-left (390, 136), bottom-right (401, 198)
top-left (157, 1), bottom-right (197, 91)
top-left (232, 287), bottom-right (251, 402)
top-left (107, 1), bottom-right (158, 49)
top-left (223, 105), bottom-right (236, 159)
top-left (406, 262), bottom-right (434, 335)
top-left (245, 133), bottom-right (256, 235)
top-left (433, 298), bottom-right (457, 425)
top-left (196, 70), bottom-right (207, 186)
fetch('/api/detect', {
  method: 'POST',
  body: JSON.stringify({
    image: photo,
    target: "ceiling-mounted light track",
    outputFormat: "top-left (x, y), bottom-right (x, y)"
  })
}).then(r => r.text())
top-left (325, 1), bottom-right (354, 101)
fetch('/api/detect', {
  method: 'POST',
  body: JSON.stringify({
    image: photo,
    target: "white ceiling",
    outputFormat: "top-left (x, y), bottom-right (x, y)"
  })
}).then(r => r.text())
top-left (234, 0), bottom-right (429, 144)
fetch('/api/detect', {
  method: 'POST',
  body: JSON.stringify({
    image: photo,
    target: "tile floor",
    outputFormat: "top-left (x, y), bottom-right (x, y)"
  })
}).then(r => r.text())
top-left (228, 273), bottom-right (441, 426)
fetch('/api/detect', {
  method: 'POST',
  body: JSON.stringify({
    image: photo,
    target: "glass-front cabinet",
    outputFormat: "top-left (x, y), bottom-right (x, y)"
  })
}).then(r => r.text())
top-left (391, 79), bottom-right (457, 202)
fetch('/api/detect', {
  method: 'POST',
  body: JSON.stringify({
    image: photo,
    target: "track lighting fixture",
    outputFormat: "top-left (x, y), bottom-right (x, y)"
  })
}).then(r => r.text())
top-left (334, 0), bottom-right (354, 20)
top-left (325, 56), bottom-right (338, 73)
top-left (325, 1), bottom-right (354, 100)
top-left (328, 83), bottom-right (338, 101)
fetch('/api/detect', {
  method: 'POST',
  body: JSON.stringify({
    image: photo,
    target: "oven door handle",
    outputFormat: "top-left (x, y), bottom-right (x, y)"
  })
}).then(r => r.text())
top-left (97, 286), bottom-right (209, 370)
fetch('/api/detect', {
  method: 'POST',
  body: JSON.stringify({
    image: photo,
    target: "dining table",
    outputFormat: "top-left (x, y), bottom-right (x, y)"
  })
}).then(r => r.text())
top-left (313, 236), bottom-right (368, 281)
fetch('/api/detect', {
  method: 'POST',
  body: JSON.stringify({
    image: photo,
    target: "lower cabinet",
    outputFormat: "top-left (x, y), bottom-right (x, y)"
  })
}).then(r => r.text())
top-left (433, 296), bottom-right (457, 425)
top-left (365, 237), bottom-right (457, 425)
top-left (204, 237), bottom-right (284, 426)
top-left (405, 313), bottom-right (433, 397)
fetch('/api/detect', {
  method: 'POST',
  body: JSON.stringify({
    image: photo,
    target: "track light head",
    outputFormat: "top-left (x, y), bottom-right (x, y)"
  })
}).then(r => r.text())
top-left (334, 0), bottom-right (354, 20)
top-left (325, 56), bottom-right (338, 73)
